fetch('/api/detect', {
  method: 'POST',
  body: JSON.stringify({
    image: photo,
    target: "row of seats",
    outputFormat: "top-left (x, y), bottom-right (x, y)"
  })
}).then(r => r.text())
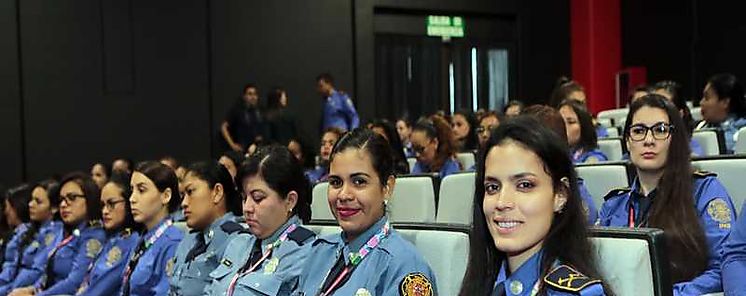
top-left (312, 155), bottom-right (746, 225)
top-left (598, 106), bottom-right (704, 129)
top-left (406, 152), bottom-right (477, 174)
top-left (305, 222), bottom-right (674, 296)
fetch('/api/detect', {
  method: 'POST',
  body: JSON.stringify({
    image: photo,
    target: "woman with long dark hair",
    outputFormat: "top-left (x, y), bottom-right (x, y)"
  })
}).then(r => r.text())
top-left (460, 116), bottom-right (611, 295)
top-left (696, 73), bottom-right (746, 154)
top-left (370, 119), bottom-right (410, 175)
top-left (265, 87), bottom-right (298, 146)
top-left (559, 100), bottom-right (608, 163)
top-left (0, 185), bottom-right (32, 275)
top-left (452, 109), bottom-right (480, 152)
top-left (600, 94), bottom-right (736, 295)
top-left (410, 115), bottom-right (461, 178)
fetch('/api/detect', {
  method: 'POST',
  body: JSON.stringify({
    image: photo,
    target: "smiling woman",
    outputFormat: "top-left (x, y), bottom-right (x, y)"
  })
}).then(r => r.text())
top-left (460, 116), bottom-right (612, 296)
top-left (297, 128), bottom-right (437, 296)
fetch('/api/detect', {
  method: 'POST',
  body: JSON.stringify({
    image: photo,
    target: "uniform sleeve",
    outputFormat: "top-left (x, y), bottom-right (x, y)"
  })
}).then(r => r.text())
top-left (673, 178), bottom-right (736, 296)
top-left (151, 240), bottom-right (179, 295)
top-left (12, 242), bottom-right (51, 288)
top-left (0, 229), bottom-right (25, 286)
top-left (597, 201), bottom-right (612, 227)
top-left (380, 257), bottom-right (438, 296)
top-left (78, 241), bottom-right (135, 296)
top-left (578, 183), bottom-right (599, 225)
top-left (340, 94), bottom-right (360, 130)
top-left (38, 234), bottom-right (105, 296)
top-left (722, 202), bottom-right (746, 295)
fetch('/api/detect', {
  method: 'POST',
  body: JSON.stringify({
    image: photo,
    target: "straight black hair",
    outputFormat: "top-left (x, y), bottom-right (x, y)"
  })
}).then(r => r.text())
top-left (559, 99), bottom-right (599, 152)
top-left (5, 183), bottom-right (33, 224)
top-left (134, 161), bottom-right (181, 213)
top-left (330, 128), bottom-right (395, 187)
top-left (185, 161), bottom-right (243, 216)
top-left (707, 73), bottom-right (746, 117)
top-left (454, 109), bottom-right (480, 151)
top-left (59, 172), bottom-right (102, 222)
top-left (105, 171), bottom-right (141, 233)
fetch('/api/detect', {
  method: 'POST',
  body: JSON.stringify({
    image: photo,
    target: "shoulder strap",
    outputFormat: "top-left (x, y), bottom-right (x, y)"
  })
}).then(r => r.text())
top-left (544, 265), bottom-right (602, 293)
top-left (288, 227), bottom-right (315, 245)
top-left (220, 221), bottom-right (247, 234)
top-left (603, 187), bottom-right (631, 201)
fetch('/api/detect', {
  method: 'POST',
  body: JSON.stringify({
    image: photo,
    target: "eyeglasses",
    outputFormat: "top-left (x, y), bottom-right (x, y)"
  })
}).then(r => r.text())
top-left (627, 123), bottom-right (674, 142)
top-left (102, 199), bottom-right (125, 210)
top-left (60, 193), bottom-right (85, 204)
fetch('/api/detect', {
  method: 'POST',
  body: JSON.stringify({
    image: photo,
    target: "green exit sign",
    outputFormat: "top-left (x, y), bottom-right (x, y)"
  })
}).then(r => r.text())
top-left (427, 15), bottom-right (465, 38)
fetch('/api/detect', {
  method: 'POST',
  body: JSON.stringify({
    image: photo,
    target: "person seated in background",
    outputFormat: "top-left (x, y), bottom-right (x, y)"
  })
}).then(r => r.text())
top-left (559, 99), bottom-right (609, 163)
top-left (297, 129), bottom-right (437, 295)
top-left (370, 119), bottom-right (410, 175)
top-left (460, 117), bottom-right (611, 295)
top-left (722, 202), bottom-right (746, 295)
top-left (90, 163), bottom-right (111, 189)
top-left (551, 77), bottom-right (611, 138)
top-left (503, 100), bottom-right (524, 118)
top-left (395, 117), bottom-right (415, 158)
top-left (696, 73), bottom-right (746, 154)
top-left (451, 109), bottom-right (480, 152)
top-left (305, 127), bottom-right (345, 184)
top-left (1, 184), bottom-right (32, 275)
top-left (522, 105), bottom-right (599, 225)
top-left (74, 171), bottom-right (140, 296)
top-left (218, 151), bottom-right (246, 179)
top-left (112, 158), bottom-right (134, 174)
top-left (476, 111), bottom-right (500, 148)
top-left (629, 84), bottom-right (654, 104)
top-left (653, 80), bottom-right (703, 156)
top-left (205, 145), bottom-right (315, 296)
top-left (410, 115), bottom-right (462, 178)
top-left (600, 94), bottom-right (736, 295)
top-left (169, 162), bottom-right (243, 296)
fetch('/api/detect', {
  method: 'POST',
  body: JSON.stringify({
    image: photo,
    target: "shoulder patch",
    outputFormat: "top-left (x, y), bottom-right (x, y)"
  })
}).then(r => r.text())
top-left (707, 198), bottom-right (733, 228)
top-left (544, 265), bottom-right (602, 292)
top-left (106, 246), bottom-right (123, 267)
top-left (288, 227), bottom-right (315, 245)
top-left (693, 170), bottom-right (717, 178)
top-left (603, 187), bottom-right (631, 201)
top-left (220, 221), bottom-right (246, 234)
top-left (86, 239), bottom-right (103, 258)
top-left (399, 272), bottom-right (433, 296)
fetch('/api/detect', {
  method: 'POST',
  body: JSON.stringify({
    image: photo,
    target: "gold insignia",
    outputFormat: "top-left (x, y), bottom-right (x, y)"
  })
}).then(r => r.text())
top-left (355, 288), bottom-right (372, 296)
top-left (166, 257), bottom-right (176, 277)
top-left (263, 257), bottom-right (279, 275)
top-left (45, 233), bottom-right (55, 246)
top-left (31, 241), bottom-right (40, 249)
top-left (399, 273), bottom-right (433, 296)
top-left (106, 246), bottom-right (123, 267)
top-left (544, 265), bottom-right (601, 292)
top-left (86, 239), bottom-right (103, 258)
top-left (707, 198), bottom-right (732, 229)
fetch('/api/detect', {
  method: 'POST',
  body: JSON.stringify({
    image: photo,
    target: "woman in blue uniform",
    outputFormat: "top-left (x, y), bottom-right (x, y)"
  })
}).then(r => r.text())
top-left (75, 171), bottom-right (140, 295)
top-left (8, 172), bottom-right (107, 296)
top-left (0, 180), bottom-right (61, 295)
top-left (297, 128), bottom-right (437, 296)
top-left (722, 203), bottom-right (746, 295)
top-left (204, 145), bottom-right (314, 296)
top-left (122, 162), bottom-right (184, 296)
top-left (1, 184), bottom-right (32, 275)
top-left (169, 161), bottom-right (243, 295)
top-left (559, 100), bottom-right (608, 163)
top-left (410, 115), bottom-right (462, 178)
top-left (460, 117), bottom-right (611, 296)
top-left (599, 94), bottom-right (736, 295)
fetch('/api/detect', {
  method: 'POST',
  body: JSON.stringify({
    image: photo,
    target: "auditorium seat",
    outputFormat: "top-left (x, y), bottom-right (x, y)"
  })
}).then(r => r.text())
top-left (391, 175), bottom-right (437, 223)
top-left (456, 152), bottom-right (475, 171)
top-left (590, 227), bottom-right (671, 296)
top-left (575, 162), bottom-right (631, 210)
top-left (693, 129), bottom-right (725, 156)
top-left (604, 127), bottom-right (620, 138)
top-left (692, 155), bottom-right (746, 214)
top-left (691, 106), bottom-right (703, 122)
top-left (436, 172), bottom-right (475, 225)
top-left (734, 127), bottom-right (746, 154)
top-left (597, 108), bottom-right (629, 127)
top-left (311, 182), bottom-right (334, 221)
top-left (598, 138), bottom-right (625, 161)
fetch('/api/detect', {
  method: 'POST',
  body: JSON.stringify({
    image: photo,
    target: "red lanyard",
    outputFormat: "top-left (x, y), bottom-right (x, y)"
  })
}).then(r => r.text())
top-left (49, 234), bottom-right (75, 259)
top-left (628, 206), bottom-right (635, 228)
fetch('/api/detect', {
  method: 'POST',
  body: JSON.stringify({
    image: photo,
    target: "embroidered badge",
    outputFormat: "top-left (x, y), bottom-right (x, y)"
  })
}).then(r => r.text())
top-left (355, 288), bottom-right (372, 296)
top-left (708, 198), bottom-right (732, 229)
top-left (166, 257), bottom-right (176, 277)
top-left (263, 257), bottom-right (279, 275)
top-left (106, 246), bottom-right (122, 267)
top-left (544, 265), bottom-right (601, 292)
top-left (399, 272), bottom-right (433, 296)
top-left (45, 233), bottom-right (55, 246)
top-left (86, 239), bottom-right (103, 258)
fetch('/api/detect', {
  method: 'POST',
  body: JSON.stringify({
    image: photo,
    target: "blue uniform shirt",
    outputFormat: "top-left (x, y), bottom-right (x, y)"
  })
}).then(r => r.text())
top-left (34, 221), bottom-right (107, 296)
top-left (123, 219), bottom-right (183, 296)
top-left (76, 228), bottom-right (139, 296)
top-left (697, 114), bottom-right (746, 154)
top-left (296, 217), bottom-right (437, 296)
top-left (721, 202), bottom-right (746, 295)
top-left (0, 223), bottom-right (30, 286)
top-left (304, 166), bottom-right (328, 185)
top-left (205, 215), bottom-right (315, 296)
top-left (578, 178), bottom-right (599, 225)
top-left (599, 173), bottom-right (736, 295)
top-left (493, 250), bottom-right (605, 296)
top-left (571, 149), bottom-right (608, 164)
top-left (412, 157), bottom-right (461, 178)
top-left (0, 220), bottom-right (63, 294)
top-left (322, 90), bottom-right (359, 132)
top-left (169, 213), bottom-right (240, 296)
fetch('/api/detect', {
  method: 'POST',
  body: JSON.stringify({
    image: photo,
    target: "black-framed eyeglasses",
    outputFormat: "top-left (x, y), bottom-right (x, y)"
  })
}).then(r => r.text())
top-left (627, 123), bottom-right (674, 141)
top-left (60, 193), bottom-right (85, 204)
top-left (102, 199), bottom-right (125, 210)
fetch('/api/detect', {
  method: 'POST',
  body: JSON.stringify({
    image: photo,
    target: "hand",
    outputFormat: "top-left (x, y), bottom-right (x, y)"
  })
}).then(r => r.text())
top-left (230, 143), bottom-right (243, 152)
top-left (247, 144), bottom-right (258, 155)
top-left (9, 287), bottom-right (35, 296)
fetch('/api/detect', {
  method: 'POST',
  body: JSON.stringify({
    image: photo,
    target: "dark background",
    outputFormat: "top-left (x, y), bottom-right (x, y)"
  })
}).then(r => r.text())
top-left (1, 0), bottom-right (743, 184)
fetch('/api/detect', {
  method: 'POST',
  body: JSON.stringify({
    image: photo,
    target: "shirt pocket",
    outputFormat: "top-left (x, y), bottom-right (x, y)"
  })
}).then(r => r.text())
top-left (236, 272), bottom-right (283, 296)
top-left (130, 255), bottom-right (155, 288)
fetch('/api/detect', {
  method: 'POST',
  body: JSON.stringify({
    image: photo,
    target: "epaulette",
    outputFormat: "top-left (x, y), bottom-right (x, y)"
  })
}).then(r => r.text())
top-left (543, 265), bottom-right (602, 293)
top-left (88, 220), bottom-right (103, 228)
top-left (603, 187), bottom-right (631, 201)
top-left (693, 170), bottom-right (717, 178)
top-left (288, 227), bottom-right (315, 245)
top-left (220, 221), bottom-right (247, 234)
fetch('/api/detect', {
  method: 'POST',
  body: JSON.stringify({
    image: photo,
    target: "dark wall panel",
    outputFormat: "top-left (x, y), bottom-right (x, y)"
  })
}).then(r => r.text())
top-left (210, 0), bottom-right (355, 152)
top-left (20, 0), bottom-right (210, 180)
top-left (0, 0), bottom-right (24, 184)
